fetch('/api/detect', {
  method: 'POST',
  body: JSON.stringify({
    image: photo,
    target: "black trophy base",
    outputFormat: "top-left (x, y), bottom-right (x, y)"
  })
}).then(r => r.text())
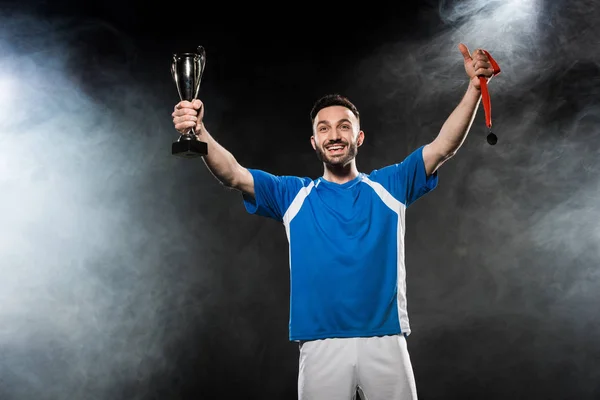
top-left (172, 136), bottom-right (208, 158)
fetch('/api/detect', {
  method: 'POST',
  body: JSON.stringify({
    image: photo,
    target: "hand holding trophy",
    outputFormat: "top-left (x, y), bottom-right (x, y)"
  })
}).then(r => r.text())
top-left (171, 46), bottom-right (208, 158)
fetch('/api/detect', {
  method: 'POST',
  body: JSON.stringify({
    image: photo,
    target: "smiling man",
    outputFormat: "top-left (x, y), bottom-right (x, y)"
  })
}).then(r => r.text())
top-left (310, 102), bottom-right (364, 182)
top-left (171, 43), bottom-right (496, 399)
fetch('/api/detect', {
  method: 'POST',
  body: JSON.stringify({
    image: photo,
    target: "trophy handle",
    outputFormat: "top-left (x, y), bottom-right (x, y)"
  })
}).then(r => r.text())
top-left (171, 55), bottom-right (184, 101)
top-left (194, 46), bottom-right (206, 99)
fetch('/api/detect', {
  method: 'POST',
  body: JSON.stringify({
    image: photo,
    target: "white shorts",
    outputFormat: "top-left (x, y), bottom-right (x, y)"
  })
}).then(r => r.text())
top-left (298, 334), bottom-right (418, 400)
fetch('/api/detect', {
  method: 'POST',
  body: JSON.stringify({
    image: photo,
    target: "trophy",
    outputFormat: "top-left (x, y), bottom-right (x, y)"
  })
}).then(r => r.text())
top-left (171, 46), bottom-right (207, 158)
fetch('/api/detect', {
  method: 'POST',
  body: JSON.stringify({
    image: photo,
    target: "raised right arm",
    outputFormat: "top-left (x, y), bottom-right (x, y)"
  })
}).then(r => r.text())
top-left (172, 100), bottom-right (254, 198)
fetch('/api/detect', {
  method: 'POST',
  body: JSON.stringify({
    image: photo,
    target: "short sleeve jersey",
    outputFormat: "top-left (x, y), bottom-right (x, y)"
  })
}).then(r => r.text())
top-left (242, 146), bottom-right (438, 341)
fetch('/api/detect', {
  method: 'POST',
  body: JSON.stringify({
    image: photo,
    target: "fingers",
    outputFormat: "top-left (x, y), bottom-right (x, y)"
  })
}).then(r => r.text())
top-left (471, 49), bottom-right (494, 77)
top-left (173, 114), bottom-right (197, 133)
top-left (172, 99), bottom-right (204, 133)
top-left (473, 60), bottom-right (492, 75)
top-left (173, 113), bottom-right (197, 125)
top-left (172, 106), bottom-right (196, 116)
top-left (458, 43), bottom-right (471, 61)
top-left (173, 99), bottom-right (203, 112)
top-left (172, 100), bottom-right (203, 117)
top-left (472, 49), bottom-right (488, 62)
top-left (174, 100), bottom-right (192, 110)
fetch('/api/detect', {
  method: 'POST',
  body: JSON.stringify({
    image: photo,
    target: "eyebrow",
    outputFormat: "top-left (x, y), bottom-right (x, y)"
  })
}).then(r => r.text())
top-left (316, 118), bottom-right (353, 126)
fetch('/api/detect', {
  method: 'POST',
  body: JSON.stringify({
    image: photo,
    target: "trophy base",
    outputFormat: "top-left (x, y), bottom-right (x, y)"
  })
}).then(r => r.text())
top-left (172, 135), bottom-right (208, 158)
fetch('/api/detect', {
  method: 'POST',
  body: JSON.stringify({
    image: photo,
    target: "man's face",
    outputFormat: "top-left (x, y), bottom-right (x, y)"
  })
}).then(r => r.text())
top-left (311, 105), bottom-right (364, 166)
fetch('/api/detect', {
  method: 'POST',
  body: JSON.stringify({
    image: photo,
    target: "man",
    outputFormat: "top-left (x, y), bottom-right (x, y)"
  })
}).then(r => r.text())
top-left (171, 43), bottom-right (496, 399)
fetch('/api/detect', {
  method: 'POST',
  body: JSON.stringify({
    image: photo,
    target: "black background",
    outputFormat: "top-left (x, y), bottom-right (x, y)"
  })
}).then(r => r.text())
top-left (0, 0), bottom-right (599, 399)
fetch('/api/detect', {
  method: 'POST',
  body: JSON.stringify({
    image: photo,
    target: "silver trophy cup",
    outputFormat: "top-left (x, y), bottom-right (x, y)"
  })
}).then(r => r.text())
top-left (171, 46), bottom-right (207, 158)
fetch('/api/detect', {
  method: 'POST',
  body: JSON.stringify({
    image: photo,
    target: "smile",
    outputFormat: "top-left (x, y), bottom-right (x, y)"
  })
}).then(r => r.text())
top-left (326, 145), bottom-right (345, 153)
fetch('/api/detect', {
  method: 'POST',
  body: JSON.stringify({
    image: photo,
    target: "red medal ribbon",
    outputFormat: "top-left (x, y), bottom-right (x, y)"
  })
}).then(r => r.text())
top-left (479, 50), bottom-right (501, 130)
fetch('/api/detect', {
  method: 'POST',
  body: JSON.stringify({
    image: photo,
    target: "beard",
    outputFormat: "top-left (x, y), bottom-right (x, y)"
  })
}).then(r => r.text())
top-left (315, 139), bottom-right (359, 167)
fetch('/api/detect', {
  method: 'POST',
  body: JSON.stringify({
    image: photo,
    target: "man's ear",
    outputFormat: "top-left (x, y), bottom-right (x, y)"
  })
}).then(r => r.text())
top-left (357, 130), bottom-right (365, 147)
top-left (310, 135), bottom-right (316, 150)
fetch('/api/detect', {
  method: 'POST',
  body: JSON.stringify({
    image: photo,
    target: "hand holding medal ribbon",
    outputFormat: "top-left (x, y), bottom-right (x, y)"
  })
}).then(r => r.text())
top-left (458, 44), bottom-right (502, 145)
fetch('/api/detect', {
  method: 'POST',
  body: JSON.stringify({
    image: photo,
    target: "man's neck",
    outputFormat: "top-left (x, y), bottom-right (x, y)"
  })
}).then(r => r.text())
top-left (321, 162), bottom-right (359, 184)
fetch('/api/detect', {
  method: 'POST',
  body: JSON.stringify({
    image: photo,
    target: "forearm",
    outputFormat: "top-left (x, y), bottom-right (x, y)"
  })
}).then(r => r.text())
top-left (435, 82), bottom-right (482, 157)
top-left (197, 124), bottom-right (241, 187)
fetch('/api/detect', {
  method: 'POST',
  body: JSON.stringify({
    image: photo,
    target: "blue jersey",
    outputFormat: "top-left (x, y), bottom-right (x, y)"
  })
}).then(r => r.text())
top-left (242, 146), bottom-right (438, 341)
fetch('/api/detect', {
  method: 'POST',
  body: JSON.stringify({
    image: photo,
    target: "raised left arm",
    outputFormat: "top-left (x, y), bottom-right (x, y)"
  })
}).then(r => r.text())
top-left (422, 43), bottom-right (496, 176)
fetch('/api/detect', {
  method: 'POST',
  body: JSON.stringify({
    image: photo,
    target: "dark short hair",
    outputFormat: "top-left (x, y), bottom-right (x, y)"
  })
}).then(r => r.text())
top-left (309, 94), bottom-right (360, 124)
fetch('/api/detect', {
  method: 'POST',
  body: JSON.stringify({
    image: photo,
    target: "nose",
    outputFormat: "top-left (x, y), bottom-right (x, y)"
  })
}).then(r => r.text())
top-left (331, 127), bottom-right (343, 140)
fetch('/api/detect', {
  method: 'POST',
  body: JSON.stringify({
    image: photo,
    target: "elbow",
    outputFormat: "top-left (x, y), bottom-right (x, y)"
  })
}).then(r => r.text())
top-left (224, 164), bottom-right (245, 190)
top-left (210, 168), bottom-right (237, 189)
top-left (221, 174), bottom-right (237, 189)
top-left (220, 180), bottom-right (235, 190)
top-left (442, 149), bottom-right (457, 161)
top-left (431, 144), bottom-right (456, 163)
top-left (434, 139), bottom-right (459, 161)
top-left (432, 151), bottom-right (455, 173)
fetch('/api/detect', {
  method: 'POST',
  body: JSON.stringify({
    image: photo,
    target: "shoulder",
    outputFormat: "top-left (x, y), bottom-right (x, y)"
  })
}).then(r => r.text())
top-left (278, 175), bottom-right (316, 189)
top-left (249, 169), bottom-right (315, 192)
top-left (365, 146), bottom-right (427, 179)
